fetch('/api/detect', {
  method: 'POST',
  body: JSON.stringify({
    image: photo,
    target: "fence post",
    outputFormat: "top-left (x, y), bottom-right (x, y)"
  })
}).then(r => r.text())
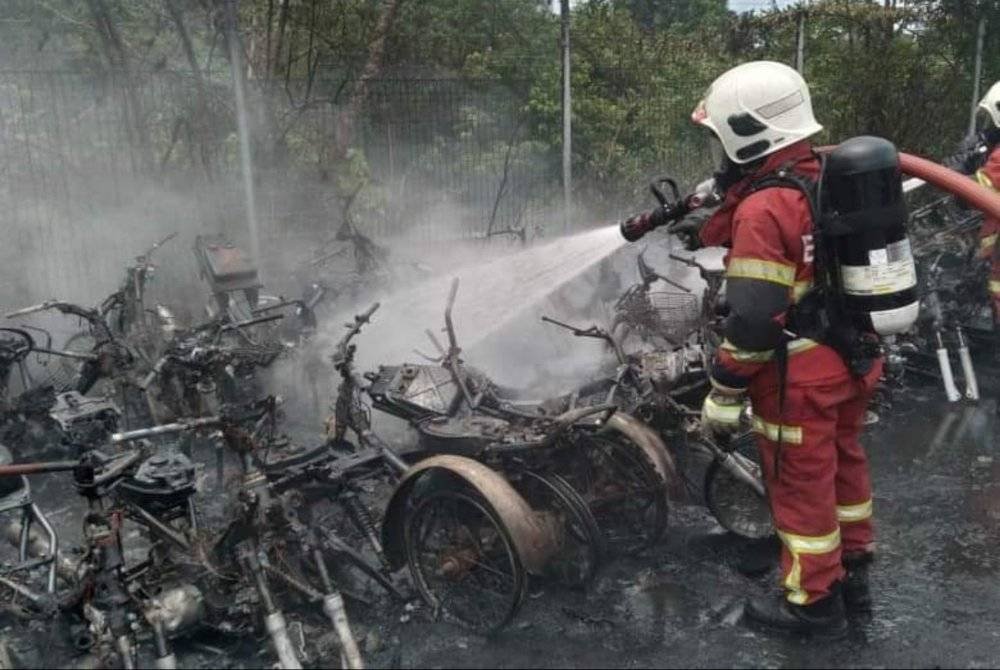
top-left (969, 14), bottom-right (986, 135)
top-left (225, 0), bottom-right (263, 272)
top-left (795, 7), bottom-right (806, 74)
top-left (561, 0), bottom-right (572, 236)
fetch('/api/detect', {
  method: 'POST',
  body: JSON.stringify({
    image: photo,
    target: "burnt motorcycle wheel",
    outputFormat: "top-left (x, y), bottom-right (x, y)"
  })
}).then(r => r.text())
top-left (704, 433), bottom-right (774, 540)
top-left (570, 434), bottom-right (669, 554)
top-left (517, 471), bottom-right (603, 588)
top-left (404, 488), bottom-right (526, 633)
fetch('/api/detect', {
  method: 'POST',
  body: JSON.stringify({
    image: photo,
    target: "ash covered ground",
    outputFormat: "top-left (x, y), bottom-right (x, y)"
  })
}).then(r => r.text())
top-left (5, 390), bottom-right (999, 669)
top-left (0, 230), bottom-right (996, 669)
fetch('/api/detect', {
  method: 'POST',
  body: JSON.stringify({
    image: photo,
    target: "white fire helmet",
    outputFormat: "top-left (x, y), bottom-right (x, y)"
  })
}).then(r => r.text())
top-left (691, 60), bottom-right (823, 165)
top-left (978, 80), bottom-right (1000, 129)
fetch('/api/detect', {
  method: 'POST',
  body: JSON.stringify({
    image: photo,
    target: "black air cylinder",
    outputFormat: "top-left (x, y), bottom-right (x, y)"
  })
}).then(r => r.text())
top-left (821, 136), bottom-right (919, 335)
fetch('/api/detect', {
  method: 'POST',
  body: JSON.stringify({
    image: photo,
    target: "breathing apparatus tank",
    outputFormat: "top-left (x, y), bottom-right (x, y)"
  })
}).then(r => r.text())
top-left (819, 136), bottom-right (919, 336)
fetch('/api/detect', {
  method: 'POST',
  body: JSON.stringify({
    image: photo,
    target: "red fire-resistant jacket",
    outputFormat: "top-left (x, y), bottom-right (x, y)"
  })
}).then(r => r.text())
top-left (976, 145), bottom-right (1000, 259)
top-left (699, 141), bottom-right (877, 397)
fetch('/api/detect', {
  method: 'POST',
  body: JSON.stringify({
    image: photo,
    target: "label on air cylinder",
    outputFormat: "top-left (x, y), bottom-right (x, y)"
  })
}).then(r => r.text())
top-left (841, 258), bottom-right (917, 296)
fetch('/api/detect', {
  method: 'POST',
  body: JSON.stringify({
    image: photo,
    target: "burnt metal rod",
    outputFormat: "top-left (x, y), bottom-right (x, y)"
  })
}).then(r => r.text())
top-left (651, 273), bottom-right (694, 293)
top-left (252, 300), bottom-right (304, 315)
top-left (111, 417), bottom-right (220, 443)
top-left (0, 461), bottom-right (79, 477)
top-left (129, 505), bottom-right (191, 552)
top-left (221, 313), bottom-right (285, 331)
top-left (31, 348), bottom-right (98, 361)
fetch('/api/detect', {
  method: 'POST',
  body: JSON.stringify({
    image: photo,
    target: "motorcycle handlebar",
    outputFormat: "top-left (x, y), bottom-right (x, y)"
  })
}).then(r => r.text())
top-left (5, 301), bottom-right (60, 318)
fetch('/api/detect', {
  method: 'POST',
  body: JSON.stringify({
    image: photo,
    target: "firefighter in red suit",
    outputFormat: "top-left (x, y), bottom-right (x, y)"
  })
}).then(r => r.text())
top-left (944, 81), bottom-right (1000, 323)
top-left (691, 61), bottom-right (879, 637)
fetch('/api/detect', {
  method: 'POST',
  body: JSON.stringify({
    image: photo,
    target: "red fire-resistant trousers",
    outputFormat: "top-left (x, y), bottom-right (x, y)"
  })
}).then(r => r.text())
top-left (750, 367), bottom-right (880, 605)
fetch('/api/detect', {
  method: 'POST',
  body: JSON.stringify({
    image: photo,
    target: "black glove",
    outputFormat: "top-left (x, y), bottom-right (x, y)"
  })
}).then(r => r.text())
top-left (671, 217), bottom-right (703, 251)
top-left (941, 132), bottom-right (987, 176)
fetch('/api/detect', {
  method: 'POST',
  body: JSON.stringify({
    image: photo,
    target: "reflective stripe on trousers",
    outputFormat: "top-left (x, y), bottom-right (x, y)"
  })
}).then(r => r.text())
top-left (836, 499), bottom-right (873, 523)
top-left (751, 373), bottom-right (878, 605)
top-left (778, 528), bottom-right (841, 605)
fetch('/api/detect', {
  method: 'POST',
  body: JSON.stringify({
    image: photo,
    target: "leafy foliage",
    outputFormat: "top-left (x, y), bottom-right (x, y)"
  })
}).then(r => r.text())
top-left (0, 0), bottom-right (997, 231)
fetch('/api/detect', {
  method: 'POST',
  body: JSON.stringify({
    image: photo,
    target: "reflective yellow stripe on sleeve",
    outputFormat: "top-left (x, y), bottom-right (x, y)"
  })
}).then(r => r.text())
top-left (777, 528), bottom-right (842, 605)
top-left (727, 258), bottom-right (796, 287)
top-left (977, 169), bottom-right (997, 191)
top-left (752, 416), bottom-right (803, 444)
top-left (981, 234), bottom-right (997, 252)
top-left (836, 499), bottom-right (873, 523)
top-left (720, 338), bottom-right (819, 364)
top-left (990, 280), bottom-right (1000, 296)
top-left (703, 395), bottom-right (743, 425)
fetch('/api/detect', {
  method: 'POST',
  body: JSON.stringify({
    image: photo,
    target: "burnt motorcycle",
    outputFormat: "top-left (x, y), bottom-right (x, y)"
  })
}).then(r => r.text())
top-left (330, 303), bottom-right (585, 632)
top-left (335, 281), bottom-right (676, 565)
top-left (545, 249), bottom-right (772, 540)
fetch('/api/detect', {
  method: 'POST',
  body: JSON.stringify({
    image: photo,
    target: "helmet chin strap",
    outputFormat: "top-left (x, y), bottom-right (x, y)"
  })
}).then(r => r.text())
top-left (983, 124), bottom-right (1000, 149)
top-left (714, 155), bottom-right (765, 196)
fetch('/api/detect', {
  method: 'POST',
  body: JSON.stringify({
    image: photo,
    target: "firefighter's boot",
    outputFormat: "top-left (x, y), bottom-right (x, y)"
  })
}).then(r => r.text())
top-left (744, 583), bottom-right (847, 638)
top-left (842, 552), bottom-right (874, 612)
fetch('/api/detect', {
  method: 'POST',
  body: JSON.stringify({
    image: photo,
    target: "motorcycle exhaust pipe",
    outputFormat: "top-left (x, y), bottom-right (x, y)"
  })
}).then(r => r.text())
top-left (2, 517), bottom-right (77, 583)
top-left (716, 451), bottom-right (767, 498)
top-left (698, 437), bottom-right (766, 498)
top-left (956, 326), bottom-right (980, 401)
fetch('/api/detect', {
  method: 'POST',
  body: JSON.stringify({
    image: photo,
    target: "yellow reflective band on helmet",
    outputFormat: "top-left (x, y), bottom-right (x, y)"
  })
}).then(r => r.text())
top-left (976, 169), bottom-right (996, 192)
top-left (981, 234), bottom-right (997, 252)
top-left (836, 499), bottom-right (873, 523)
top-left (752, 416), bottom-right (803, 444)
top-left (727, 258), bottom-right (796, 287)
top-left (793, 280), bottom-right (813, 303)
top-left (777, 527), bottom-right (841, 605)
top-left (703, 395), bottom-right (743, 425)
top-left (991, 280), bottom-right (1000, 295)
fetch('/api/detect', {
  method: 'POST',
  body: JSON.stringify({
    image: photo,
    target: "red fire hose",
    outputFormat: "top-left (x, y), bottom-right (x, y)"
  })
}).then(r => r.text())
top-left (817, 146), bottom-right (1000, 221)
top-left (620, 147), bottom-right (1000, 243)
top-left (898, 152), bottom-right (1000, 220)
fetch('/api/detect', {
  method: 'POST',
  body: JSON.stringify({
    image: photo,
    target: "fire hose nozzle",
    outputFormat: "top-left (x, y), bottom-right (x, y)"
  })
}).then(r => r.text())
top-left (619, 191), bottom-right (711, 243)
top-left (619, 212), bottom-right (655, 242)
top-left (620, 204), bottom-right (686, 242)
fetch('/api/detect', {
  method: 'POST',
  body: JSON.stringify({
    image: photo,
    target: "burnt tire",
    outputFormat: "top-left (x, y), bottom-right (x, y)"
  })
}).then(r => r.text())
top-left (704, 433), bottom-right (774, 540)
top-left (517, 471), bottom-right (604, 588)
top-left (403, 487), bottom-right (526, 633)
top-left (568, 433), bottom-right (669, 555)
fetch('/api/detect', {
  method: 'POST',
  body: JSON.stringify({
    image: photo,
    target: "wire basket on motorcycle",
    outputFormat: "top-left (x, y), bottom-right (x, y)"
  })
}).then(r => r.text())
top-left (647, 291), bottom-right (700, 341)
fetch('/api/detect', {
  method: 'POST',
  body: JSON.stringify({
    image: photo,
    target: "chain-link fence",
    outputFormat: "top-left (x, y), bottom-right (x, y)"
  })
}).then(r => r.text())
top-left (0, 70), bottom-right (565, 307)
top-left (0, 3), bottom-right (995, 307)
